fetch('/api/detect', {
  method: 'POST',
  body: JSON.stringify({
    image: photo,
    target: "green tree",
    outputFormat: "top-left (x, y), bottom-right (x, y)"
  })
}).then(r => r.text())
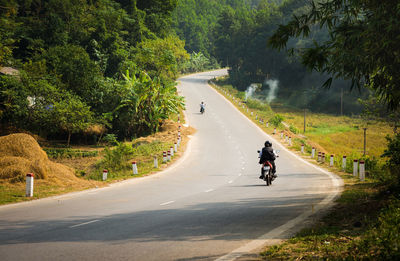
top-left (269, 0), bottom-right (400, 110)
top-left (114, 70), bottom-right (184, 137)
top-left (52, 96), bottom-right (93, 146)
top-left (134, 35), bottom-right (189, 81)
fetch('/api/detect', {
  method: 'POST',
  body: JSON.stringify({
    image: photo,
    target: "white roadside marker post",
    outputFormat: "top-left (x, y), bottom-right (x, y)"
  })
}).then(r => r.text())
top-left (301, 144), bottom-right (304, 154)
top-left (273, 128), bottom-right (276, 135)
top-left (353, 159), bottom-right (358, 177)
top-left (167, 151), bottom-right (171, 161)
top-left (132, 161), bottom-right (138, 175)
top-left (318, 152), bottom-right (321, 162)
top-left (311, 147), bottom-right (315, 158)
top-left (174, 142), bottom-right (177, 153)
top-left (322, 153), bottom-right (326, 163)
top-left (289, 137), bottom-right (292, 146)
top-left (163, 151), bottom-right (167, 163)
top-left (170, 146), bottom-right (174, 157)
top-left (154, 156), bottom-right (158, 168)
top-left (359, 160), bottom-right (365, 181)
top-left (342, 156), bottom-right (347, 171)
top-left (102, 169), bottom-right (108, 181)
top-left (26, 173), bottom-right (34, 197)
top-left (330, 154), bottom-right (334, 167)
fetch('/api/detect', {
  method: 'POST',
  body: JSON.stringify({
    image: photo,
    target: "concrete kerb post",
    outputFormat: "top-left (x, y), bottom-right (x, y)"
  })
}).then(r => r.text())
top-left (342, 155), bottom-right (347, 171)
top-left (170, 146), bottom-right (174, 157)
top-left (301, 144), bottom-right (304, 154)
top-left (311, 147), bottom-right (315, 158)
top-left (154, 155), bottom-right (158, 168)
top-left (330, 155), bottom-right (334, 167)
top-left (167, 151), bottom-right (171, 161)
top-left (163, 151), bottom-right (167, 163)
top-left (174, 142), bottom-right (177, 153)
top-left (359, 160), bottom-right (365, 181)
top-left (102, 169), bottom-right (108, 181)
top-left (318, 152), bottom-right (321, 162)
top-left (353, 159), bottom-right (358, 177)
top-left (132, 161), bottom-right (138, 175)
top-left (26, 173), bottom-right (34, 197)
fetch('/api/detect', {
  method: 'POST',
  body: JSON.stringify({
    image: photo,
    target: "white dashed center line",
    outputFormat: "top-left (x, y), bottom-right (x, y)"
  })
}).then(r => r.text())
top-left (69, 220), bottom-right (100, 228)
top-left (160, 201), bottom-right (175, 206)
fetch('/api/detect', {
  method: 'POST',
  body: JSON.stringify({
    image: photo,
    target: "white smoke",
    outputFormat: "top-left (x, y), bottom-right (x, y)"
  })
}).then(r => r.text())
top-left (265, 79), bottom-right (279, 103)
top-left (245, 84), bottom-right (257, 100)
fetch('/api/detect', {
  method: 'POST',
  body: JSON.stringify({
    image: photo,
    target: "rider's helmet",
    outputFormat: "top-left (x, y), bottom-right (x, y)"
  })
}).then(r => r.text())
top-left (264, 140), bottom-right (272, 147)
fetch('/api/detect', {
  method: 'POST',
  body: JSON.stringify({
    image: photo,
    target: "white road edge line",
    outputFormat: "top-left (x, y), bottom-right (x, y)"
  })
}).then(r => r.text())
top-left (228, 180), bottom-right (233, 184)
top-left (160, 201), bottom-right (175, 206)
top-left (205, 189), bottom-right (214, 193)
top-left (209, 73), bottom-right (343, 261)
top-left (69, 219), bottom-right (100, 228)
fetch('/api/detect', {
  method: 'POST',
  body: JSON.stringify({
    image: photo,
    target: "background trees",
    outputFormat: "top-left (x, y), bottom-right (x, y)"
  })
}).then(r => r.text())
top-left (269, 0), bottom-right (400, 111)
top-left (0, 0), bottom-right (187, 144)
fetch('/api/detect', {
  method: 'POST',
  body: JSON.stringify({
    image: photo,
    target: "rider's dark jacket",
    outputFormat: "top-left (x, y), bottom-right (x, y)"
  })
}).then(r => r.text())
top-left (259, 146), bottom-right (276, 164)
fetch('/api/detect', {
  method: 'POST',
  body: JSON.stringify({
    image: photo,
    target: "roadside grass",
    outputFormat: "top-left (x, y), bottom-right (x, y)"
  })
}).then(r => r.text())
top-left (260, 174), bottom-right (394, 260)
top-left (0, 180), bottom-right (96, 205)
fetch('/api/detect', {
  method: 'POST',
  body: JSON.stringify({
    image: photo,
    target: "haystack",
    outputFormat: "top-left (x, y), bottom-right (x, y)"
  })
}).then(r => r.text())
top-left (0, 133), bottom-right (78, 184)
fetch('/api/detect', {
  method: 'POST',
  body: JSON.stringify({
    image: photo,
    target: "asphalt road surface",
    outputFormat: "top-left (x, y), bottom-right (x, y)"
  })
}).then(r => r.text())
top-left (0, 70), bottom-right (342, 261)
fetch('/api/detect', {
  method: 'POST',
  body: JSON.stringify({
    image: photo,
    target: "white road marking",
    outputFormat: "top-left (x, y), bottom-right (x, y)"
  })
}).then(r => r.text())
top-left (205, 189), bottom-right (214, 193)
top-left (238, 173), bottom-right (242, 176)
top-left (160, 201), bottom-right (175, 206)
top-left (69, 220), bottom-right (100, 228)
top-left (228, 180), bottom-right (233, 184)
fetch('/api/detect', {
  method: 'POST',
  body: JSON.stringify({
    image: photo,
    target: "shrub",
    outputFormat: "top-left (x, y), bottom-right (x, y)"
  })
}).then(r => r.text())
top-left (382, 133), bottom-right (400, 187)
top-left (270, 114), bottom-right (285, 127)
top-left (246, 98), bottom-right (271, 111)
top-left (289, 125), bottom-right (299, 134)
top-left (101, 142), bottom-right (134, 171)
top-left (103, 134), bottom-right (118, 146)
top-left (355, 200), bottom-right (400, 259)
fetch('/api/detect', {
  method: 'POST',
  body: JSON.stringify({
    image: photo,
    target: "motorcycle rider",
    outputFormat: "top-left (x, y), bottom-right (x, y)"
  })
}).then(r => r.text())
top-left (259, 140), bottom-right (277, 179)
top-left (200, 101), bottom-right (205, 113)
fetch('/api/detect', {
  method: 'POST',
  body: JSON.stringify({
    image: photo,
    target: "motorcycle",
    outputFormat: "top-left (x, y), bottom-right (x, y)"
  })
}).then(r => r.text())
top-left (257, 149), bottom-right (279, 186)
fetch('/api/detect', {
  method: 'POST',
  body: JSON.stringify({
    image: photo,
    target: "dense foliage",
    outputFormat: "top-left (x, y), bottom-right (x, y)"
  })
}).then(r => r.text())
top-left (269, 0), bottom-right (400, 111)
top-left (0, 0), bottom-right (187, 143)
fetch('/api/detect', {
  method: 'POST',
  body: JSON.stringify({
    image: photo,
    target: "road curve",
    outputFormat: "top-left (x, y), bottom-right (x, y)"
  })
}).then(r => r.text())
top-left (0, 70), bottom-right (342, 261)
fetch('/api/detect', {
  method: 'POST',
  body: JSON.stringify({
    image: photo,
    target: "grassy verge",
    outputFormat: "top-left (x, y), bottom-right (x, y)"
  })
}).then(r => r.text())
top-left (0, 120), bottom-right (194, 205)
top-left (209, 78), bottom-right (400, 259)
top-left (260, 175), bottom-right (400, 260)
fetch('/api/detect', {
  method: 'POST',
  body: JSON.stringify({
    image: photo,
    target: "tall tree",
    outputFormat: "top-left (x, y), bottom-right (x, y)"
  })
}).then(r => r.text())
top-left (269, 0), bottom-right (400, 110)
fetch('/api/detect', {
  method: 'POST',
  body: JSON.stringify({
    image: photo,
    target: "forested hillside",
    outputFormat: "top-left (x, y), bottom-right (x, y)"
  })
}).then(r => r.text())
top-left (0, 0), bottom-right (186, 144)
top-left (173, 0), bottom-right (367, 114)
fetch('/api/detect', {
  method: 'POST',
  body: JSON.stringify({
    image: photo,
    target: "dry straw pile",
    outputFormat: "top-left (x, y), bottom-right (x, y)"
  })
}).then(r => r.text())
top-left (0, 133), bottom-right (85, 186)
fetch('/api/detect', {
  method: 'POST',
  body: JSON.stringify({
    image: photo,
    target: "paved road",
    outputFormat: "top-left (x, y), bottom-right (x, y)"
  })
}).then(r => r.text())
top-left (0, 70), bottom-right (341, 261)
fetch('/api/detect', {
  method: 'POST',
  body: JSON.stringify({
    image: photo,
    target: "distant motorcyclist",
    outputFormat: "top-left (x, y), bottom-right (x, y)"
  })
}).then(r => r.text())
top-left (259, 140), bottom-right (277, 179)
top-left (200, 101), bottom-right (205, 114)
